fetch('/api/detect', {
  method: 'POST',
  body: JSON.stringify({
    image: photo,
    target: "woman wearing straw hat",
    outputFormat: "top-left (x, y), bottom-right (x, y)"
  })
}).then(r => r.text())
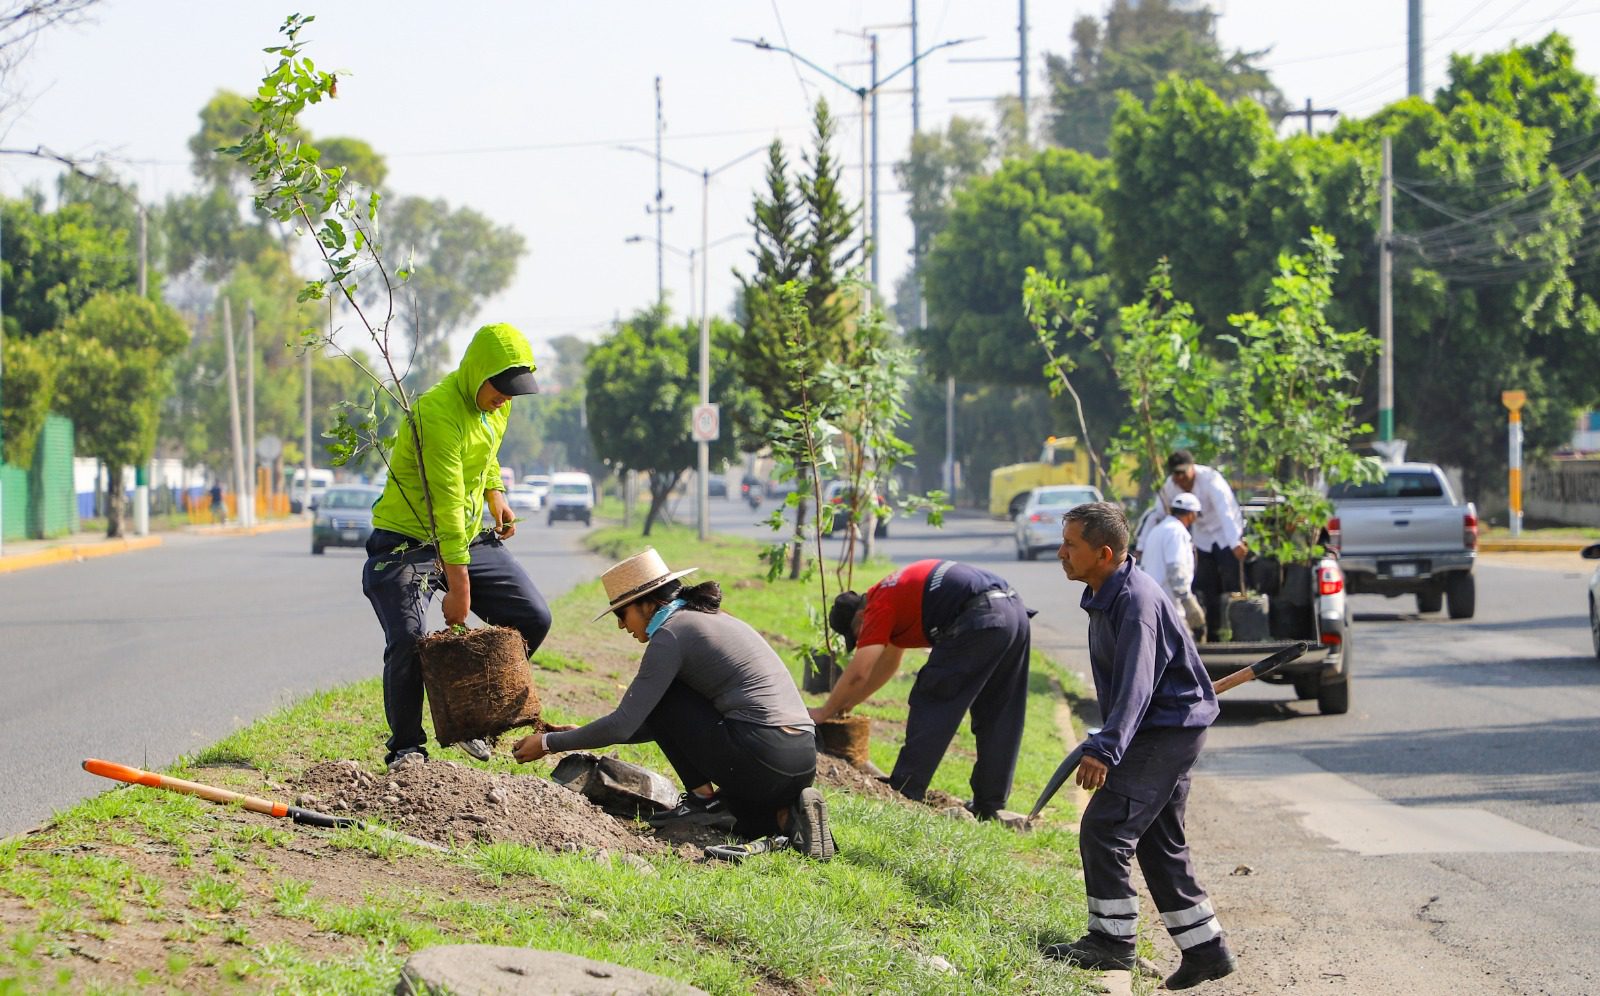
top-left (511, 548), bottom-right (834, 860)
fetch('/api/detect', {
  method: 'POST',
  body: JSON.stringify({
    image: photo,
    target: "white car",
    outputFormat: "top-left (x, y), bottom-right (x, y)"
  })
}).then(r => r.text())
top-left (1013, 484), bottom-right (1103, 560)
top-left (521, 474), bottom-right (551, 504)
top-left (505, 486), bottom-right (542, 516)
top-left (1583, 543), bottom-right (1600, 657)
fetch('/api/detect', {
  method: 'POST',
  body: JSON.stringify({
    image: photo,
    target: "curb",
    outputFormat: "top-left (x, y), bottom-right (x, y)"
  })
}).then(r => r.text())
top-left (1478, 539), bottom-right (1591, 553)
top-left (0, 535), bottom-right (163, 574)
top-left (191, 519), bottom-right (309, 538)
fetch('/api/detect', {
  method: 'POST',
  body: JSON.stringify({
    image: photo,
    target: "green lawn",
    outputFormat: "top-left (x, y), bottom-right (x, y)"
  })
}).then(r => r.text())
top-left (0, 520), bottom-right (1106, 995)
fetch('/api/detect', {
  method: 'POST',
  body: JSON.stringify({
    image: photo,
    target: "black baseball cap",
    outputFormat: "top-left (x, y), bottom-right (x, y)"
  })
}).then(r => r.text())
top-left (488, 366), bottom-right (539, 396)
top-left (829, 591), bottom-right (865, 652)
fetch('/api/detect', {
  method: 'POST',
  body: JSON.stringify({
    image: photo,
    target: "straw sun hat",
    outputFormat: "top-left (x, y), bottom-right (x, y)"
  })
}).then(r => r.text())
top-left (592, 548), bottom-right (698, 622)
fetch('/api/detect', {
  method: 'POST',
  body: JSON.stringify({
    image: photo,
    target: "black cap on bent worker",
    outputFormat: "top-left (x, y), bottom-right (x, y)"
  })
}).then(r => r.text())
top-left (593, 548), bottom-right (699, 622)
top-left (488, 365), bottom-right (539, 396)
top-left (828, 591), bottom-right (865, 651)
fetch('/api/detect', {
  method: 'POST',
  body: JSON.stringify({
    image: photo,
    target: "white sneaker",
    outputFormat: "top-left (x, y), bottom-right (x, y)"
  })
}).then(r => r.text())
top-left (461, 739), bottom-right (492, 761)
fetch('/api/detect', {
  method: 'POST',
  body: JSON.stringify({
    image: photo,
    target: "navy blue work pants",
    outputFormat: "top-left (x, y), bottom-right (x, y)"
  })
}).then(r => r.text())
top-left (889, 595), bottom-right (1032, 812)
top-left (362, 527), bottom-right (551, 762)
top-left (1079, 727), bottom-right (1223, 955)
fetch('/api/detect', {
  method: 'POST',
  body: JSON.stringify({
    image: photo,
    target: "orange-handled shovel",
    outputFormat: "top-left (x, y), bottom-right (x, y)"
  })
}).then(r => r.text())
top-left (1026, 642), bottom-right (1308, 822)
top-left (82, 759), bottom-right (447, 853)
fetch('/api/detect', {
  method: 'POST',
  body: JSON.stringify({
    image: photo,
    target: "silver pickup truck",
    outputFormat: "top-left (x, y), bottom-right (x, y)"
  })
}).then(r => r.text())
top-left (1327, 462), bottom-right (1478, 618)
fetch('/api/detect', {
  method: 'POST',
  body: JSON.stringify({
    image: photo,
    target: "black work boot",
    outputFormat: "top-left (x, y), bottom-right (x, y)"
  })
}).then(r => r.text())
top-left (1043, 934), bottom-right (1160, 975)
top-left (1163, 939), bottom-right (1237, 990)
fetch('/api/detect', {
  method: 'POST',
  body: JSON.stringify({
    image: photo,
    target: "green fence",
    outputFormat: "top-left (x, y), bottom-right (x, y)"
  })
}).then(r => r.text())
top-left (0, 414), bottom-right (78, 542)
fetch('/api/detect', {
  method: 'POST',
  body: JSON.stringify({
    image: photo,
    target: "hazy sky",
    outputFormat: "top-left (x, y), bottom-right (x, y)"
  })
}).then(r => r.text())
top-left (4, 1), bottom-right (1598, 373)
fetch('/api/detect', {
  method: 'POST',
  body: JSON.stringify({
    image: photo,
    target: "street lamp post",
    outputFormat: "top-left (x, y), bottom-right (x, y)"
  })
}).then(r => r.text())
top-left (734, 34), bottom-right (977, 296)
top-left (621, 144), bottom-right (767, 539)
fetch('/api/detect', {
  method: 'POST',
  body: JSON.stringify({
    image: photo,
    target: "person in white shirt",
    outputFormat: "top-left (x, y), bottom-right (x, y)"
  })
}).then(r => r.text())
top-left (1139, 492), bottom-right (1207, 634)
top-left (1157, 450), bottom-right (1247, 638)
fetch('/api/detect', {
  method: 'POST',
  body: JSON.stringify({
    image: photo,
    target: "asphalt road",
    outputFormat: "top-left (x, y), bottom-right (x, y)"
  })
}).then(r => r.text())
top-left (0, 519), bottom-right (605, 839)
top-left (707, 498), bottom-right (1599, 994)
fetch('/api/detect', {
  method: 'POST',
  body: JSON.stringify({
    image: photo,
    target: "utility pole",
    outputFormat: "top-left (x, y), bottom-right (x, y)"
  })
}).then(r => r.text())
top-left (245, 301), bottom-right (257, 526)
top-left (1408, 0), bottom-right (1423, 98)
top-left (305, 302), bottom-right (318, 516)
top-left (1294, 98), bottom-right (1338, 136)
top-left (1018, 0), bottom-right (1029, 143)
top-left (646, 76), bottom-right (673, 308)
top-left (1379, 136), bottom-right (1394, 443)
top-left (222, 299), bottom-right (248, 528)
top-left (869, 33), bottom-right (881, 290)
top-left (133, 205), bottom-right (153, 535)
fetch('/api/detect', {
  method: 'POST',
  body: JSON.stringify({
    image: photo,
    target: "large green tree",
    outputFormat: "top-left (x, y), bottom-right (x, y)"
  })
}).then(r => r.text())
top-left (48, 291), bottom-right (187, 536)
top-left (1045, 0), bottom-right (1283, 157)
top-left (585, 307), bottom-right (756, 535)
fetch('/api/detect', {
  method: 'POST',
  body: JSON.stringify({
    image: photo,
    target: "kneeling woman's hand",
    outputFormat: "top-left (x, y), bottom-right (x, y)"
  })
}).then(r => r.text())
top-left (512, 723), bottom-right (579, 763)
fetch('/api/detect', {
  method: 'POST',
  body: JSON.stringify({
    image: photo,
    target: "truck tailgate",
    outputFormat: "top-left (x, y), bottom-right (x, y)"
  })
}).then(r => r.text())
top-left (1337, 501), bottom-right (1463, 555)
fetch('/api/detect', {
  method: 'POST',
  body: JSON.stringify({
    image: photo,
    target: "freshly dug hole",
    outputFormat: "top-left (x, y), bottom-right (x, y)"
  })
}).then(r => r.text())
top-left (418, 625), bottom-right (540, 745)
top-left (816, 714), bottom-right (871, 768)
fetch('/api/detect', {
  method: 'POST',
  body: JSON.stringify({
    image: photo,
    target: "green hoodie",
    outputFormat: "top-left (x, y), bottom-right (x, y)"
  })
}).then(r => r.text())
top-left (370, 322), bottom-right (536, 565)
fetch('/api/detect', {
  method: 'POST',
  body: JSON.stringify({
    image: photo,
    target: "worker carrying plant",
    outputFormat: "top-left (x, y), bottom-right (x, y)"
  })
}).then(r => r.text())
top-left (363, 322), bottom-right (553, 771)
top-left (1049, 501), bottom-right (1234, 989)
top-left (817, 559), bottom-right (1033, 819)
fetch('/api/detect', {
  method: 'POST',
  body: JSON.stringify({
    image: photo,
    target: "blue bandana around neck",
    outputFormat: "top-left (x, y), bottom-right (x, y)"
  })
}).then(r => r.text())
top-left (646, 598), bottom-right (687, 638)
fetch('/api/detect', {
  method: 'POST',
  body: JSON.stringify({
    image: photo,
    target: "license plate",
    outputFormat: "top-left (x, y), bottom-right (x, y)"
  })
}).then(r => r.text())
top-left (1390, 562), bottom-right (1418, 578)
top-left (341, 530), bottom-right (360, 541)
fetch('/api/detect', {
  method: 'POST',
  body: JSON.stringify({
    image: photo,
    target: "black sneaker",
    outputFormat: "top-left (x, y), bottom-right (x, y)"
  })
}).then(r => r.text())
top-left (703, 835), bottom-right (789, 863)
top-left (648, 792), bottom-right (736, 830)
top-left (787, 787), bottom-right (835, 861)
top-left (1163, 943), bottom-right (1237, 990)
top-left (1043, 934), bottom-right (1160, 976)
top-left (964, 800), bottom-right (1000, 822)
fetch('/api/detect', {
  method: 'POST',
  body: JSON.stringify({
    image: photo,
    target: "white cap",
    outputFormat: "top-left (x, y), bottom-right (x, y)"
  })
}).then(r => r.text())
top-left (1170, 493), bottom-right (1202, 514)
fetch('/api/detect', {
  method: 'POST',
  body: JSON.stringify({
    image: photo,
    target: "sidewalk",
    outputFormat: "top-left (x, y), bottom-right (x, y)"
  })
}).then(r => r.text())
top-left (0, 518), bottom-right (307, 574)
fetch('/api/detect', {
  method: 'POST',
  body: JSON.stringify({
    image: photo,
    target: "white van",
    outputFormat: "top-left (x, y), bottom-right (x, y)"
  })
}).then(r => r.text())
top-left (546, 472), bottom-right (594, 527)
top-left (291, 467), bottom-right (335, 512)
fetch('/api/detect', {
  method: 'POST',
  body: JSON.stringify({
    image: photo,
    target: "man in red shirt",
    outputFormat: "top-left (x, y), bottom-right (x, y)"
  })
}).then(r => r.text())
top-left (812, 559), bottom-right (1033, 817)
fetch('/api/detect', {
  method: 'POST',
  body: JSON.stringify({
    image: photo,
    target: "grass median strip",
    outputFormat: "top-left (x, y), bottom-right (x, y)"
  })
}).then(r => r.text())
top-left (0, 521), bottom-right (1102, 994)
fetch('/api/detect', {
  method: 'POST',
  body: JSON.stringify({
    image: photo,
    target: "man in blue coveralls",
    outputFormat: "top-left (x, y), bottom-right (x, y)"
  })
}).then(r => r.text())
top-left (1045, 501), bottom-right (1236, 990)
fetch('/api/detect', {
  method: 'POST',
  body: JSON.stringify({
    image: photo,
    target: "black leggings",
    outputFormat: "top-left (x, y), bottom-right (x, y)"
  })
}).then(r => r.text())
top-left (634, 682), bottom-right (817, 838)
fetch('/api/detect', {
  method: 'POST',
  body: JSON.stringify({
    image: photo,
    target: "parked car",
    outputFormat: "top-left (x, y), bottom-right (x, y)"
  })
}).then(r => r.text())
top-left (1193, 497), bottom-right (1353, 715)
top-left (546, 472), bottom-right (594, 526)
top-left (1327, 462), bottom-right (1478, 619)
top-left (1013, 484), bottom-right (1103, 560)
top-left (821, 480), bottom-right (889, 538)
top-left (311, 485), bottom-right (382, 555)
top-left (1581, 543), bottom-right (1600, 658)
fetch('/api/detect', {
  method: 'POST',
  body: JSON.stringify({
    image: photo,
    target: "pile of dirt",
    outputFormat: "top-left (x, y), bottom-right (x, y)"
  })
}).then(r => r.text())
top-left (812, 754), bottom-right (967, 812)
top-left (295, 760), bottom-right (662, 855)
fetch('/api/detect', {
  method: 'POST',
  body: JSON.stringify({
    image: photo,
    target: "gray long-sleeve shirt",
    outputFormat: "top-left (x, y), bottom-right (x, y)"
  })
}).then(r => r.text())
top-left (1080, 559), bottom-right (1218, 768)
top-left (545, 609), bottom-right (814, 752)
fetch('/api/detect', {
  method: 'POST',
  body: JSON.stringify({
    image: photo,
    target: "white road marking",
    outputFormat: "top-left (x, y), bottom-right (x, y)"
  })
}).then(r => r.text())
top-left (1200, 752), bottom-right (1593, 856)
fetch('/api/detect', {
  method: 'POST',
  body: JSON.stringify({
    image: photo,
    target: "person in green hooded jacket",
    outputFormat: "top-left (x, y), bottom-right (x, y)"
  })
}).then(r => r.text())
top-left (362, 322), bottom-right (552, 770)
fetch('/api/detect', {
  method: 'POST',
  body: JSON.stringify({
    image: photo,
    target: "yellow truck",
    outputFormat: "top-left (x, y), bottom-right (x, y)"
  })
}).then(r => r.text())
top-left (989, 436), bottom-right (1096, 518)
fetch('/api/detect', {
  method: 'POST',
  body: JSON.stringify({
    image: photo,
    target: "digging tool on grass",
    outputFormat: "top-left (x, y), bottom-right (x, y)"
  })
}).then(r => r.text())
top-left (1026, 642), bottom-right (1308, 823)
top-left (82, 758), bottom-right (448, 853)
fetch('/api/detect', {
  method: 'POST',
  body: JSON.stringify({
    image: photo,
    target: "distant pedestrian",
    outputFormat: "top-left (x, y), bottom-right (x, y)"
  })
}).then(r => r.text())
top-left (209, 481), bottom-right (225, 524)
top-left (1047, 501), bottom-right (1235, 989)
top-left (1139, 491), bottom-right (1207, 637)
top-left (1158, 450), bottom-right (1246, 638)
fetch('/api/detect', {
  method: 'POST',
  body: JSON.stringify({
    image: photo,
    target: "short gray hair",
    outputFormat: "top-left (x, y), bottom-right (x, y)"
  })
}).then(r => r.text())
top-left (1062, 501), bottom-right (1129, 560)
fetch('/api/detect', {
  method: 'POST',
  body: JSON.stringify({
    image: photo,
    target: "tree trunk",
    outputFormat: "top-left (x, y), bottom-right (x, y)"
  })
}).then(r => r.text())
top-left (788, 495), bottom-right (809, 579)
top-left (104, 462), bottom-right (125, 538)
top-left (642, 470), bottom-right (680, 537)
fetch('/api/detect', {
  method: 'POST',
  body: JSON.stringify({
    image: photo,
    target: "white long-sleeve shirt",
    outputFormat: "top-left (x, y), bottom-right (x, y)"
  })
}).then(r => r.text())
top-left (1138, 515), bottom-right (1196, 605)
top-left (1157, 464), bottom-right (1244, 552)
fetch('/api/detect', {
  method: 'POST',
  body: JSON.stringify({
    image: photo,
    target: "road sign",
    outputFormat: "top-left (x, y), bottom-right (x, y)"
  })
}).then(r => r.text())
top-left (256, 434), bottom-right (283, 463)
top-left (691, 403), bottom-right (720, 443)
top-left (1501, 390), bottom-right (1526, 412)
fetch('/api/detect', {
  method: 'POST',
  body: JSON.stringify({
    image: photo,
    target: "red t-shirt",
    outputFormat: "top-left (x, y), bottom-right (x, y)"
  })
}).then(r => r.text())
top-left (856, 560), bottom-right (939, 649)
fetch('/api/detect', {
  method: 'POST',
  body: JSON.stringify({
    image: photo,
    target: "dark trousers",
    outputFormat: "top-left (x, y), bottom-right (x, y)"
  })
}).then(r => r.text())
top-left (363, 527), bottom-right (551, 762)
top-left (1193, 545), bottom-right (1244, 639)
top-left (1080, 727), bottom-right (1223, 954)
top-left (890, 595), bottom-right (1032, 812)
top-left (632, 681), bottom-right (817, 838)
